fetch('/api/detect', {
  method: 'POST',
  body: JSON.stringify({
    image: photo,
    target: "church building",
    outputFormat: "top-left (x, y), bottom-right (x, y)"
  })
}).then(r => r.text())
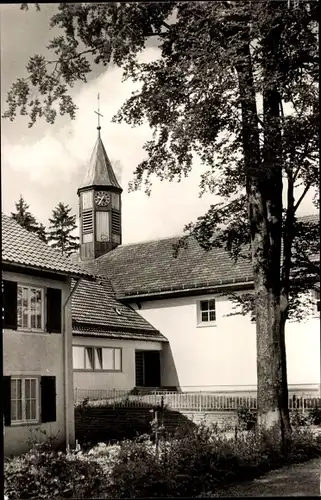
top-left (71, 123), bottom-right (320, 397)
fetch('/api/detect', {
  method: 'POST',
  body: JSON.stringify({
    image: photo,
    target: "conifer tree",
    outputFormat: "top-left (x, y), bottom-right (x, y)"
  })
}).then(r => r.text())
top-left (11, 195), bottom-right (48, 242)
top-left (48, 202), bottom-right (79, 256)
top-left (11, 195), bottom-right (39, 232)
top-left (37, 222), bottom-right (48, 243)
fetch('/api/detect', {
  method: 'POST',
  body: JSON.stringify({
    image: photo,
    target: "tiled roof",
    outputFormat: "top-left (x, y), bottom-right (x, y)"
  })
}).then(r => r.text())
top-left (73, 327), bottom-right (166, 343)
top-left (79, 133), bottom-right (122, 191)
top-left (2, 214), bottom-right (92, 278)
top-left (82, 237), bottom-right (252, 298)
top-left (72, 276), bottom-right (167, 341)
top-left (75, 214), bottom-right (319, 299)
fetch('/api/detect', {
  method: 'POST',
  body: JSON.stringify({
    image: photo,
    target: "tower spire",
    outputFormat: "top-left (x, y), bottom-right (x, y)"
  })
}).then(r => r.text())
top-left (94, 93), bottom-right (103, 134)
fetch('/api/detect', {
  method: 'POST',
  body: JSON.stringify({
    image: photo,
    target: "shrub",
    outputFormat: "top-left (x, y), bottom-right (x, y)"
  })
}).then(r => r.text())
top-left (237, 408), bottom-right (257, 431)
top-left (4, 439), bottom-right (107, 499)
top-left (107, 437), bottom-right (167, 498)
top-left (310, 407), bottom-right (321, 426)
top-left (290, 409), bottom-right (313, 427)
top-left (108, 421), bottom-right (321, 498)
top-left (287, 426), bottom-right (321, 462)
top-left (5, 422), bottom-right (321, 499)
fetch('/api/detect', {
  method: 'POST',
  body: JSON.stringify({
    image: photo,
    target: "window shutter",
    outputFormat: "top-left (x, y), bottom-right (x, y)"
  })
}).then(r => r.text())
top-left (3, 280), bottom-right (17, 330)
top-left (3, 376), bottom-right (11, 426)
top-left (47, 288), bottom-right (62, 333)
top-left (41, 376), bottom-right (56, 423)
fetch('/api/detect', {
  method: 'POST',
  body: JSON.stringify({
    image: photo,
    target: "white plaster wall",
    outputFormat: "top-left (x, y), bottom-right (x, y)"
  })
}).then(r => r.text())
top-left (3, 270), bottom-right (75, 456)
top-left (72, 336), bottom-right (163, 391)
top-left (130, 293), bottom-right (320, 390)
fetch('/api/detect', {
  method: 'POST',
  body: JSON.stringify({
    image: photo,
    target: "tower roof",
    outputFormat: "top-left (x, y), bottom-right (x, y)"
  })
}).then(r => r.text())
top-left (79, 133), bottom-right (122, 191)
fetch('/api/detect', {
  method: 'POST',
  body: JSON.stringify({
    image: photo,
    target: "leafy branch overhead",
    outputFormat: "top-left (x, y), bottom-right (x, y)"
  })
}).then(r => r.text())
top-left (5, 1), bottom-right (319, 309)
top-left (4, 2), bottom-right (318, 204)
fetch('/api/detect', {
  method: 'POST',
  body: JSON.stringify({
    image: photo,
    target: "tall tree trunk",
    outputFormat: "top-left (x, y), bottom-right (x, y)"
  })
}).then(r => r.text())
top-left (278, 172), bottom-right (296, 442)
top-left (235, 14), bottom-right (290, 446)
top-left (258, 5), bottom-right (291, 440)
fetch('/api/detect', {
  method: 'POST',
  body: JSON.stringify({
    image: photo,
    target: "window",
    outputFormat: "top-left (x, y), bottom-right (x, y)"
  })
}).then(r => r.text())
top-left (82, 191), bottom-right (93, 210)
top-left (4, 375), bottom-right (56, 427)
top-left (96, 211), bottom-right (110, 242)
top-left (73, 346), bottom-right (85, 369)
top-left (83, 233), bottom-right (93, 243)
top-left (112, 211), bottom-right (121, 234)
top-left (3, 281), bottom-right (62, 333)
top-left (197, 299), bottom-right (216, 325)
top-left (17, 285), bottom-right (44, 330)
top-left (73, 346), bottom-right (122, 371)
top-left (82, 210), bottom-right (93, 243)
top-left (11, 378), bottom-right (38, 423)
top-left (111, 193), bottom-right (120, 210)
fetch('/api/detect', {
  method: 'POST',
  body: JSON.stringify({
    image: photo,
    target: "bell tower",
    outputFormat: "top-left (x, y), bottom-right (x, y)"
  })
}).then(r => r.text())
top-left (78, 95), bottom-right (122, 261)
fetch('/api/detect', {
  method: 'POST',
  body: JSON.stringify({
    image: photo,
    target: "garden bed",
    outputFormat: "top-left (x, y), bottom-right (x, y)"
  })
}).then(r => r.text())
top-left (4, 424), bottom-right (321, 499)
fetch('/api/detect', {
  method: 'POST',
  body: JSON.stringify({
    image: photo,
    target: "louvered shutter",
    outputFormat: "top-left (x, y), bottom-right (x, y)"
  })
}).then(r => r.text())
top-left (46, 288), bottom-right (62, 333)
top-left (3, 280), bottom-right (17, 330)
top-left (3, 376), bottom-right (11, 426)
top-left (41, 376), bottom-right (56, 423)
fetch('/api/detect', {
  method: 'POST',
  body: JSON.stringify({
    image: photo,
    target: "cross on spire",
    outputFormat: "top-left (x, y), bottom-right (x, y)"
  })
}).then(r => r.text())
top-left (94, 93), bottom-right (103, 132)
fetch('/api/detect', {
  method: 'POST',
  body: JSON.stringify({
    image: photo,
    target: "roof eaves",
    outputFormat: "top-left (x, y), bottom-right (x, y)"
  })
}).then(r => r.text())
top-left (73, 329), bottom-right (168, 343)
top-left (118, 277), bottom-right (254, 300)
top-left (72, 320), bottom-right (160, 335)
top-left (2, 260), bottom-right (93, 280)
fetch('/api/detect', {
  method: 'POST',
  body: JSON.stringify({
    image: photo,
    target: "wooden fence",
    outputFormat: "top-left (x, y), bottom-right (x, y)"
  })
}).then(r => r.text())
top-left (74, 388), bottom-right (321, 412)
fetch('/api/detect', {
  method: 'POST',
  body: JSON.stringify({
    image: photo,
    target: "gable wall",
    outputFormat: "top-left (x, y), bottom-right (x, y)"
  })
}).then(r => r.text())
top-left (3, 270), bottom-right (74, 456)
top-left (130, 292), bottom-right (320, 390)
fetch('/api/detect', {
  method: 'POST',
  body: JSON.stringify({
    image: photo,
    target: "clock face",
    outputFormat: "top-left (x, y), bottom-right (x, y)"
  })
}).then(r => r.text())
top-left (95, 191), bottom-right (110, 207)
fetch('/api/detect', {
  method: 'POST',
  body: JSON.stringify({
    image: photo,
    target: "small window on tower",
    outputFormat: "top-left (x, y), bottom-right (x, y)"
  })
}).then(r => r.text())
top-left (82, 210), bottom-right (93, 243)
top-left (96, 211), bottom-right (110, 242)
top-left (83, 233), bottom-right (93, 243)
top-left (82, 191), bottom-right (93, 210)
top-left (111, 193), bottom-right (120, 210)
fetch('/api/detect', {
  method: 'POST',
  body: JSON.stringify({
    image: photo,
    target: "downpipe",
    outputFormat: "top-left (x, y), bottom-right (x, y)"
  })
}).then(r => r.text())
top-left (63, 278), bottom-right (82, 452)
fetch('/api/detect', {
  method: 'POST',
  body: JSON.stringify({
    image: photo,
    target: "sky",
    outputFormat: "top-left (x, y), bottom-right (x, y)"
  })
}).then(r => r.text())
top-left (1, 4), bottom-right (317, 245)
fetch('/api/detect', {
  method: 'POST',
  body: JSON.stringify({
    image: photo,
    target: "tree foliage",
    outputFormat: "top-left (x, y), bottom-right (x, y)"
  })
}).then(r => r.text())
top-left (48, 202), bottom-right (79, 256)
top-left (4, 0), bottom-right (320, 443)
top-left (11, 195), bottom-right (48, 243)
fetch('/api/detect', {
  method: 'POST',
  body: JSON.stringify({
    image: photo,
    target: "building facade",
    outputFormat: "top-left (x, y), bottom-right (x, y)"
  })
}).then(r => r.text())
top-left (71, 276), bottom-right (169, 396)
top-left (2, 214), bottom-right (91, 456)
top-left (71, 128), bottom-right (320, 395)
